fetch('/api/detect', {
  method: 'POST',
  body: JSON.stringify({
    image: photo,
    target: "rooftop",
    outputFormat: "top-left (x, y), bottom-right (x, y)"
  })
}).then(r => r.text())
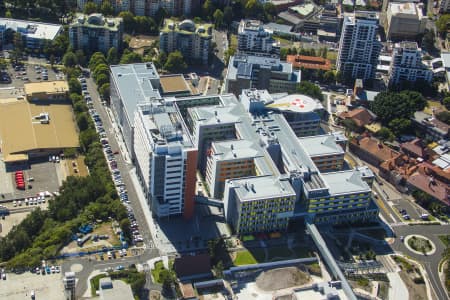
top-left (99, 277), bottom-right (134, 300)
top-left (189, 104), bottom-right (242, 126)
top-left (72, 13), bottom-right (122, 31)
top-left (24, 81), bottom-right (69, 96)
top-left (110, 63), bottom-right (161, 123)
top-left (229, 176), bottom-right (296, 201)
top-left (239, 19), bottom-right (264, 32)
top-left (161, 19), bottom-right (212, 38)
top-left (407, 172), bottom-right (449, 206)
top-left (212, 139), bottom-right (264, 161)
top-left (298, 134), bottom-right (345, 157)
top-left (159, 74), bottom-right (192, 95)
top-left (338, 107), bottom-right (376, 127)
top-left (321, 169), bottom-right (371, 195)
top-left (352, 136), bottom-right (400, 162)
top-left (174, 254), bottom-right (212, 278)
top-left (266, 94), bottom-right (324, 113)
top-left (0, 18), bottom-right (62, 40)
top-left (389, 2), bottom-right (422, 16)
top-left (286, 55), bottom-right (332, 71)
top-left (0, 98), bottom-right (79, 162)
top-left (290, 3), bottom-right (316, 17)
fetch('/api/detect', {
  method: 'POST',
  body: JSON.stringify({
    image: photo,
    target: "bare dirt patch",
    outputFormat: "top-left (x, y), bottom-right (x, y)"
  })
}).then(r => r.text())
top-left (398, 271), bottom-right (427, 300)
top-left (256, 267), bottom-right (311, 291)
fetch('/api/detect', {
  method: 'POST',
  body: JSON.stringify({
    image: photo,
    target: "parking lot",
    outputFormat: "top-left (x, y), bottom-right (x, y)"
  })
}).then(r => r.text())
top-left (0, 272), bottom-right (65, 300)
top-left (0, 60), bottom-right (63, 89)
top-left (391, 198), bottom-right (429, 222)
top-left (0, 159), bottom-right (63, 201)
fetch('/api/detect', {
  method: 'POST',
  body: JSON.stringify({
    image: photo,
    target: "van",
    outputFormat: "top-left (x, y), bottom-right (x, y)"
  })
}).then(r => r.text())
top-left (421, 214), bottom-right (429, 220)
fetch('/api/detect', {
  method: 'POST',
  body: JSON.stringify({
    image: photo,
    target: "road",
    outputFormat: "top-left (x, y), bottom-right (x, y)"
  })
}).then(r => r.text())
top-left (344, 151), bottom-right (449, 299)
top-left (391, 224), bottom-right (450, 300)
top-left (61, 75), bottom-right (161, 298)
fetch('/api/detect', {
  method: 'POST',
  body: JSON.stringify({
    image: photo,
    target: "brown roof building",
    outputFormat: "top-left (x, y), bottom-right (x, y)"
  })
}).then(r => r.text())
top-left (400, 138), bottom-right (427, 158)
top-left (286, 55), bottom-right (332, 71)
top-left (349, 136), bottom-right (400, 166)
top-left (338, 108), bottom-right (376, 128)
top-left (173, 254), bottom-right (212, 279)
top-left (407, 172), bottom-right (450, 207)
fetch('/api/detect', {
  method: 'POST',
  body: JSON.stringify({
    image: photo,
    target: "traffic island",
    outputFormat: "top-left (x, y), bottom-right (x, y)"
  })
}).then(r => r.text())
top-left (404, 235), bottom-right (436, 256)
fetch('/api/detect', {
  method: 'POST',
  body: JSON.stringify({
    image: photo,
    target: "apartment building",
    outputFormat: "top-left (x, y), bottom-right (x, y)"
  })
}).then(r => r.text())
top-left (385, 2), bottom-right (426, 40)
top-left (337, 12), bottom-right (381, 81)
top-left (388, 42), bottom-right (432, 86)
top-left (224, 176), bottom-right (296, 234)
top-left (298, 134), bottom-right (345, 172)
top-left (237, 19), bottom-right (280, 55)
top-left (205, 140), bottom-right (263, 199)
top-left (133, 103), bottom-right (197, 219)
top-left (69, 13), bottom-right (123, 54)
top-left (0, 18), bottom-right (62, 49)
top-left (225, 54), bottom-right (301, 96)
top-left (109, 63), bottom-right (161, 154)
top-left (159, 19), bottom-right (212, 65)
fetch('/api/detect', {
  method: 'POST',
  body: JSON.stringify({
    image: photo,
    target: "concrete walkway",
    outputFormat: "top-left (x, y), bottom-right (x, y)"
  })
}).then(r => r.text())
top-left (387, 272), bottom-right (409, 300)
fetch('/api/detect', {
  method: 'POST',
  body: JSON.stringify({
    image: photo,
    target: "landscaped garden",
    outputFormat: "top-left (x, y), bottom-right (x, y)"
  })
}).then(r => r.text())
top-left (407, 236), bottom-right (433, 254)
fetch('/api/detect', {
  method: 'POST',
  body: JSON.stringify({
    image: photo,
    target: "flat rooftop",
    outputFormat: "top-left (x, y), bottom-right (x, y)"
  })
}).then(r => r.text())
top-left (0, 18), bottom-right (62, 40)
top-left (24, 80), bottom-right (69, 96)
top-left (321, 169), bottom-right (371, 196)
top-left (389, 2), bottom-right (421, 16)
top-left (110, 63), bottom-right (161, 122)
top-left (230, 176), bottom-right (296, 201)
top-left (0, 99), bottom-right (79, 161)
top-left (298, 134), bottom-right (344, 157)
top-left (212, 139), bottom-right (264, 161)
top-left (190, 105), bottom-right (243, 126)
top-left (72, 13), bottom-right (122, 31)
top-left (99, 277), bottom-right (134, 300)
top-left (160, 74), bottom-right (191, 95)
top-left (266, 93), bottom-right (323, 113)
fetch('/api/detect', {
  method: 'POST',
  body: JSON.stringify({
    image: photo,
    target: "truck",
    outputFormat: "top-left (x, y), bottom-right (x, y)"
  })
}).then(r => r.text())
top-left (77, 234), bottom-right (91, 247)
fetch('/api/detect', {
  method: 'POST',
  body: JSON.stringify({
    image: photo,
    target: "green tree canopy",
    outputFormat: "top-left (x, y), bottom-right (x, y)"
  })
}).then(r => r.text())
top-left (84, 1), bottom-right (98, 14)
top-left (107, 47), bottom-right (119, 65)
top-left (118, 11), bottom-right (136, 32)
top-left (370, 91), bottom-right (426, 124)
top-left (443, 97), bottom-right (450, 110)
top-left (120, 51), bottom-right (143, 64)
top-left (164, 51), bottom-right (187, 72)
top-left (436, 111), bottom-right (450, 125)
top-left (375, 127), bottom-right (395, 142)
top-left (296, 81), bottom-right (324, 101)
top-left (100, 0), bottom-right (114, 16)
top-left (213, 9), bottom-right (224, 29)
top-left (437, 14), bottom-right (450, 35)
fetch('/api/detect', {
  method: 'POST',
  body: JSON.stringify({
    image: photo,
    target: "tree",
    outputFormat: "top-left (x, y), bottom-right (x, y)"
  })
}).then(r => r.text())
top-left (370, 91), bottom-right (422, 124)
top-left (89, 52), bottom-right (107, 70)
top-left (296, 81), bottom-right (324, 101)
top-left (100, 0), bottom-right (114, 16)
top-left (223, 6), bottom-right (233, 27)
top-left (76, 113), bottom-right (89, 131)
top-left (388, 118), bottom-right (412, 136)
top-left (154, 51), bottom-right (167, 69)
top-left (376, 127), bottom-right (395, 142)
top-left (99, 83), bottom-right (110, 99)
top-left (164, 51), bottom-right (187, 72)
top-left (436, 111), bottom-right (450, 125)
top-left (263, 3), bottom-right (277, 22)
top-left (107, 47), bottom-right (118, 65)
top-left (120, 51), bottom-right (143, 64)
top-left (422, 29), bottom-right (435, 52)
top-left (443, 97), bottom-right (450, 110)
top-left (436, 14), bottom-right (450, 35)
top-left (118, 11), bottom-right (136, 33)
top-left (224, 46), bottom-right (236, 66)
top-left (96, 73), bottom-right (109, 87)
top-left (213, 9), bottom-right (224, 29)
top-left (68, 78), bottom-right (81, 94)
top-left (400, 90), bottom-right (427, 111)
top-left (75, 50), bottom-right (87, 67)
top-left (323, 71), bottom-right (335, 84)
top-left (84, 1), bottom-right (98, 14)
top-left (202, 0), bottom-right (215, 20)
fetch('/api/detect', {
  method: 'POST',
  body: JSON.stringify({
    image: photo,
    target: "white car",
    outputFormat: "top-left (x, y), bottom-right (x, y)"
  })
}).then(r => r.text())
top-left (13, 201), bottom-right (17, 207)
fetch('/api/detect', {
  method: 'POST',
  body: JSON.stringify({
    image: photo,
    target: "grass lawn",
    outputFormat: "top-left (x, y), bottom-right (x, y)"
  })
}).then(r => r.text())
top-left (439, 235), bottom-right (450, 247)
top-left (151, 261), bottom-right (165, 283)
top-left (408, 236), bottom-right (433, 253)
top-left (234, 250), bottom-right (258, 265)
top-left (424, 101), bottom-right (444, 115)
top-left (90, 273), bottom-right (107, 296)
top-left (326, 51), bottom-right (338, 61)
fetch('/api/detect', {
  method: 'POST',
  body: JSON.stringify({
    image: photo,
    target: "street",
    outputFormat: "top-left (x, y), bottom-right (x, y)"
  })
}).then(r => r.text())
top-left (62, 75), bottom-right (161, 298)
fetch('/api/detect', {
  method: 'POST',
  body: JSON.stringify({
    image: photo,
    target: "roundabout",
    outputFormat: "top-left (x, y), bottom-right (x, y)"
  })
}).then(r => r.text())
top-left (404, 235), bottom-right (436, 256)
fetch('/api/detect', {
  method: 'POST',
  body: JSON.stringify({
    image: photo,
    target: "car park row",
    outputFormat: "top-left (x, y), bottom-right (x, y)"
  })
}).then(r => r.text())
top-left (80, 76), bottom-right (143, 246)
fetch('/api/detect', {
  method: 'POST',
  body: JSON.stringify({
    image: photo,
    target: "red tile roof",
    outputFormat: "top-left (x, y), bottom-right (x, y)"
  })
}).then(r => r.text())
top-left (353, 137), bottom-right (400, 161)
top-left (407, 172), bottom-right (450, 206)
top-left (401, 138), bottom-right (425, 158)
top-left (339, 108), bottom-right (374, 127)
top-left (286, 55), bottom-right (332, 71)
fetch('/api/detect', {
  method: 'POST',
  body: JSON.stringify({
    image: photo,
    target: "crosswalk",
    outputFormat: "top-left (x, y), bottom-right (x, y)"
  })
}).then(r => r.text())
top-left (378, 255), bottom-right (400, 273)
